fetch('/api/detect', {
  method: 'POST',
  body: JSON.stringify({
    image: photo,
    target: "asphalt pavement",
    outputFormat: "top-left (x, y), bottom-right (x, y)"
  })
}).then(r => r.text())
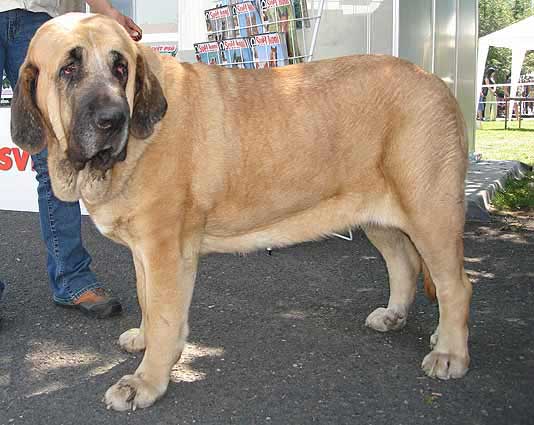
top-left (0, 210), bottom-right (532, 425)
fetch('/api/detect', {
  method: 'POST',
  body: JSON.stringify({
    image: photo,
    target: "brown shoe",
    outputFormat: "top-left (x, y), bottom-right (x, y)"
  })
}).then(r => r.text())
top-left (55, 288), bottom-right (122, 319)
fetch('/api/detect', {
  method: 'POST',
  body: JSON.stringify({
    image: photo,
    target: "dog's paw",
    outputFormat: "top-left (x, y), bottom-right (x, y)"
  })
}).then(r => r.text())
top-left (421, 351), bottom-right (469, 380)
top-left (104, 374), bottom-right (164, 411)
top-left (118, 328), bottom-right (146, 353)
top-left (365, 307), bottom-right (407, 332)
top-left (429, 328), bottom-right (439, 349)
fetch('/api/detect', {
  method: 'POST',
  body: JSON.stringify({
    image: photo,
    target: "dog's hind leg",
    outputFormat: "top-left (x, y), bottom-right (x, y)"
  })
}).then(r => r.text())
top-left (363, 226), bottom-right (419, 332)
top-left (104, 234), bottom-right (200, 411)
top-left (118, 252), bottom-right (147, 353)
top-left (406, 214), bottom-right (472, 380)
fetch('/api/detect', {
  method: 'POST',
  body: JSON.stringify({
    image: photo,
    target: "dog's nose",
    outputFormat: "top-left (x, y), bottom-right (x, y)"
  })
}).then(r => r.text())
top-left (95, 106), bottom-right (126, 131)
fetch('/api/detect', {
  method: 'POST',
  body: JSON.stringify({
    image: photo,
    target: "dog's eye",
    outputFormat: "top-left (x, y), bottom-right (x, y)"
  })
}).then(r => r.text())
top-left (114, 63), bottom-right (128, 78)
top-left (60, 63), bottom-right (78, 77)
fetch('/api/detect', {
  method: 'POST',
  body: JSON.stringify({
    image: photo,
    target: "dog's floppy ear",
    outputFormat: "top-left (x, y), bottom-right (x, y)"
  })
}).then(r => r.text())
top-left (10, 63), bottom-right (48, 154)
top-left (130, 50), bottom-right (168, 139)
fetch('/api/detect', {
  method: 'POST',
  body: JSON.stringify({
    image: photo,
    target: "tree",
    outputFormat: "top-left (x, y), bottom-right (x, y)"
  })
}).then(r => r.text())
top-left (479, 0), bottom-right (514, 37)
top-left (511, 0), bottom-right (532, 19)
top-left (479, 0), bottom-right (534, 83)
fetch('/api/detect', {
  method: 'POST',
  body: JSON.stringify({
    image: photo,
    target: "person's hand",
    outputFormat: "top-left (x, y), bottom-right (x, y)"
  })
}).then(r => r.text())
top-left (107, 8), bottom-right (143, 41)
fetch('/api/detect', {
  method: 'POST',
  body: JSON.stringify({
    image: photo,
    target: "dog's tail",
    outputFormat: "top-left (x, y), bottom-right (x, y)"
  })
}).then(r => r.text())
top-left (422, 260), bottom-right (437, 302)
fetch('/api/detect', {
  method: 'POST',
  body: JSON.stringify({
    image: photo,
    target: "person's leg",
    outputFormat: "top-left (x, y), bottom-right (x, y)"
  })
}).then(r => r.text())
top-left (485, 91), bottom-right (496, 121)
top-left (31, 148), bottom-right (99, 299)
top-left (4, 9), bottom-right (121, 317)
top-left (0, 11), bottom-right (9, 306)
top-left (491, 93), bottom-right (498, 121)
top-left (477, 95), bottom-right (484, 121)
top-left (483, 93), bottom-right (491, 121)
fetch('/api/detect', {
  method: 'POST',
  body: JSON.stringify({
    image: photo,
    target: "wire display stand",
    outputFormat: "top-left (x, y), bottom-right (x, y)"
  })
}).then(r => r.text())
top-left (197, 0), bottom-right (326, 69)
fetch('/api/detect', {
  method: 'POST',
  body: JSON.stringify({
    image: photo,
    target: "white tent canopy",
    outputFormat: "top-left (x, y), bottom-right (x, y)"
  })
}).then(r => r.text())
top-left (477, 15), bottom-right (534, 116)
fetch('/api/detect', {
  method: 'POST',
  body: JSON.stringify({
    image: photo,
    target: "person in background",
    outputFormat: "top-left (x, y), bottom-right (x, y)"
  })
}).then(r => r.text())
top-left (484, 67), bottom-right (498, 121)
top-left (477, 88), bottom-right (485, 121)
top-left (0, 1), bottom-right (141, 319)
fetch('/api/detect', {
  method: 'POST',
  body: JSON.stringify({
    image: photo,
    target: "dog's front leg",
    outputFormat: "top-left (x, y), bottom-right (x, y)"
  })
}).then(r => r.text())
top-left (118, 253), bottom-right (147, 353)
top-left (104, 236), bottom-right (199, 411)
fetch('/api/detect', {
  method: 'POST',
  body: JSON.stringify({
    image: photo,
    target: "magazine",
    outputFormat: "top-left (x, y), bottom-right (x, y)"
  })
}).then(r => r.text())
top-left (205, 6), bottom-right (235, 41)
top-left (293, 0), bottom-right (310, 29)
top-left (259, 0), bottom-right (302, 64)
top-left (231, 1), bottom-right (265, 37)
top-left (219, 37), bottom-right (254, 69)
top-left (249, 32), bottom-right (289, 69)
top-left (221, 1), bottom-right (309, 28)
top-left (194, 41), bottom-right (222, 65)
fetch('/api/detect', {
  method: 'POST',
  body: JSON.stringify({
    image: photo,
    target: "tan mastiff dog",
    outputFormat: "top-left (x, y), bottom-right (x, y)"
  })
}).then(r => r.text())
top-left (10, 13), bottom-right (472, 411)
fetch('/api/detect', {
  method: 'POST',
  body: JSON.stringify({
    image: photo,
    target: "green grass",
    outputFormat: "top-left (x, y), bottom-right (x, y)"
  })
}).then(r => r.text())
top-left (491, 172), bottom-right (534, 212)
top-left (476, 119), bottom-right (534, 166)
top-left (476, 119), bottom-right (534, 212)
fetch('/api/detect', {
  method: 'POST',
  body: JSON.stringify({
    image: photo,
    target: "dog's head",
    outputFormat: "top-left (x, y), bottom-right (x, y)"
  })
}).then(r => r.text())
top-left (10, 13), bottom-right (167, 200)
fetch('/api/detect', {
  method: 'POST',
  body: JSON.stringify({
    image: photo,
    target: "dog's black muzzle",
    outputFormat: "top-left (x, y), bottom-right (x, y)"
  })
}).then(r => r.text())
top-left (68, 91), bottom-right (130, 171)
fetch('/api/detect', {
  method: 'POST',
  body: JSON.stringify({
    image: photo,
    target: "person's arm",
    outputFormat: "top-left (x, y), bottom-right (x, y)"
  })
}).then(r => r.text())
top-left (85, 0), bottom-right (114, 15)
top-left (85, 0), bottom-right (142, 41)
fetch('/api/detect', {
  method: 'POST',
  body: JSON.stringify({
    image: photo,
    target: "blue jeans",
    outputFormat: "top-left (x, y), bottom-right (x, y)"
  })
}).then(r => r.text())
top-left (0, 9), bottom-right (99, 302)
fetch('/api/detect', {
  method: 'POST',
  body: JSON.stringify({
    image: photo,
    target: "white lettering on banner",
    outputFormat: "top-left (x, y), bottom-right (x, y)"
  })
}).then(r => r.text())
top-left (0, 108), bottom-right (88, 214)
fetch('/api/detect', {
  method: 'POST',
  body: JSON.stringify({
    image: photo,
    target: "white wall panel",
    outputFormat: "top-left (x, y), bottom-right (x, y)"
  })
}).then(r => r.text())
top-left (434, 0), bottom-right (457, 92)
top-left (370, 0), bottom-right (394, 55)
top-left (398, 0), bottom-right (433, 71)
top-left (457, 0), bottom-right (477, 153)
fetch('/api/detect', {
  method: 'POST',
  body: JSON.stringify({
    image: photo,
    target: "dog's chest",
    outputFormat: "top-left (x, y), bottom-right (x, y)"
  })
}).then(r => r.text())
top-left (94, 219), bottom-right (114, 237)
top-left (90, 205), bottom-right (129, 245)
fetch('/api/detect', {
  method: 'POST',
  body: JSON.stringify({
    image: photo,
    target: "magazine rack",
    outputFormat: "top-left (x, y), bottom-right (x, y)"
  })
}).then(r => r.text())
top-left (205, 0), bottom-right (326, 67)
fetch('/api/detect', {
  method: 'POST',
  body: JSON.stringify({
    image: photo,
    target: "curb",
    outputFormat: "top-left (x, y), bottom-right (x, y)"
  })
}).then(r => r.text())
top-left (465, 160), bottom-right (532, 222)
